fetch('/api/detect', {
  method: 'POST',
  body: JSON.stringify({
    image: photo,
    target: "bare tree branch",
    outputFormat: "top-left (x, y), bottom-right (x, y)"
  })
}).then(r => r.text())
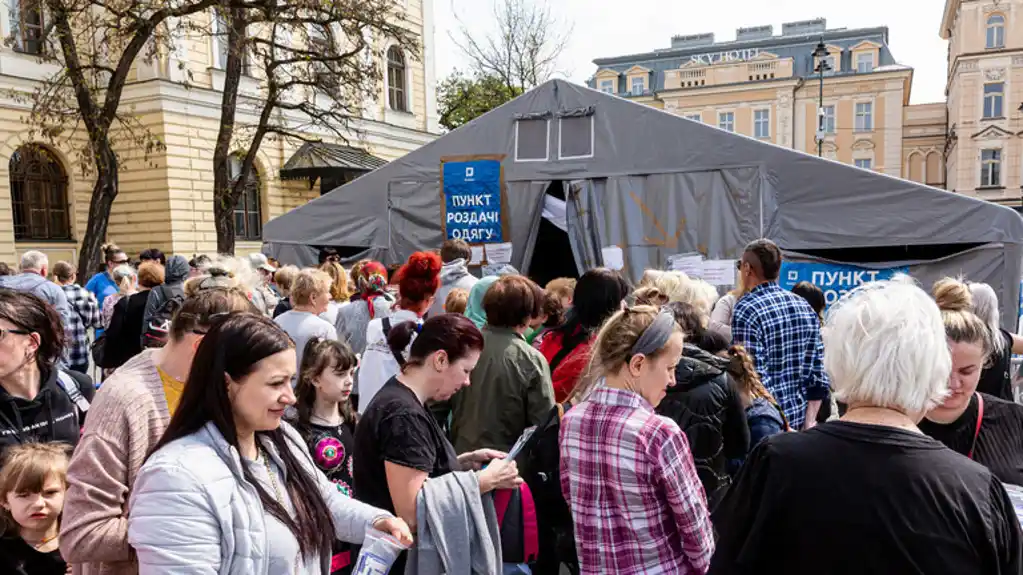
top-left (450, 0), bottom-right (570, 93)
top-left (210, 0), bottom-right (419, 253)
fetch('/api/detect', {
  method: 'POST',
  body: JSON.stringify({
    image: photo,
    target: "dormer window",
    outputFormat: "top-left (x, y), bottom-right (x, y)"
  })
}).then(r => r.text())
top-left (856, 52), bottom-right (874, 73)
top-left (631, 76), bottom-right (645, 96)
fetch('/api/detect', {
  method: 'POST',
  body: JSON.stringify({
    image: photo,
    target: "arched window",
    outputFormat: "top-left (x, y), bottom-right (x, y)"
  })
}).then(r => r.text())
top-left (387, 46), bottom-right (408, 112)
top-left (9, 144), bottom-right (70, 240)
top-left (987, 14), bottom-right (1005, 49)
top-left (229, 154), bottom-right (262, 240)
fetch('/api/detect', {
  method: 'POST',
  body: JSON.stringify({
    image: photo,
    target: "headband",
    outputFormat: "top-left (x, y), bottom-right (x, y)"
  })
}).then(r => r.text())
top-left (630, 310), bottom-right (677, 357)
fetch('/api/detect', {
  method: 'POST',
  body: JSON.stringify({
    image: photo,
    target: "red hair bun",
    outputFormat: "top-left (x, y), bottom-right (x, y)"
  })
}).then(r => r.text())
top-left (396, 251), bottom-right (442, 305)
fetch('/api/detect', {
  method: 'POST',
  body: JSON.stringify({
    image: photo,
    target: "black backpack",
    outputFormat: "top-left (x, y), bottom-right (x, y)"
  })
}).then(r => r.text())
top-left (518, 404), bottom-right (578, 575)
top-left (142, 286), bottom-right (185, 348)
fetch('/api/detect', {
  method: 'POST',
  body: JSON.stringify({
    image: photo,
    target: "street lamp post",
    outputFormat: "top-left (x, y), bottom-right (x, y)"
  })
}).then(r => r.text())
top-left (812, 39), bottom-right (832, 157)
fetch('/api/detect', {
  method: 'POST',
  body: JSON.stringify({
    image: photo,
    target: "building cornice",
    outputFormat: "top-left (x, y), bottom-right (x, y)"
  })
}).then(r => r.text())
top-left (593, 26), bottom-right (891, 67)
top-left (940, 0), bottom-right (960, 39)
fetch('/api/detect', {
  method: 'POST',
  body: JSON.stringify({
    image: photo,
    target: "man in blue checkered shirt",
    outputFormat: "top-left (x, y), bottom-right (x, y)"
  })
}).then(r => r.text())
top-left (732, 239), bottom-right (830, 430)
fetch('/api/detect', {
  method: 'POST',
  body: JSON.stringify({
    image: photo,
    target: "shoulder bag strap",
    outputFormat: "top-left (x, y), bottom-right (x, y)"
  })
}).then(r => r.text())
top-left (968, 392), bottom-right (984, 460)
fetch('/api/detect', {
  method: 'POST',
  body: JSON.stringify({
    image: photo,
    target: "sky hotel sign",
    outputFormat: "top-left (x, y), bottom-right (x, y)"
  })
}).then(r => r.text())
top-left (689, 48), bottom-right (761, 65)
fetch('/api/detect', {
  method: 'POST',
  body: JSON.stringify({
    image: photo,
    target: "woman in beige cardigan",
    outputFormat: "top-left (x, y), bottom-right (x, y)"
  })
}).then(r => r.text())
top-left (60, 281), bottom-right (256, 575)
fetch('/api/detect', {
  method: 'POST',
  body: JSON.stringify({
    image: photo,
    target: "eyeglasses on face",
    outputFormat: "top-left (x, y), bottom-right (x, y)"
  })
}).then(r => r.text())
top-left (0, 327), bottom-right (31, 341)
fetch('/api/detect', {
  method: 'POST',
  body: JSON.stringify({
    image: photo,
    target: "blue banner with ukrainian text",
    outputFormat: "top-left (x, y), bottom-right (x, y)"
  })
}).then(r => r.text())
top-left (779, 261), bottom-right (909, 308)
top-left (442, 159), bottom-right (503, 244)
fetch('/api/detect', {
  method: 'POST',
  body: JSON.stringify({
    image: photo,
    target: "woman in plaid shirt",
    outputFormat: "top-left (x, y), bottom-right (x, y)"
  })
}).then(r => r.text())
top-left (560, 306), bottom-right (715, 574)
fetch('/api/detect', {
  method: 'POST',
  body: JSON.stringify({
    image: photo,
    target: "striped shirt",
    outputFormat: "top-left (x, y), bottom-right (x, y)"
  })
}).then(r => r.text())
top-left (731, 282), bottom-right (829, 429)
top-left (560, 385), bottom-right (714, 574)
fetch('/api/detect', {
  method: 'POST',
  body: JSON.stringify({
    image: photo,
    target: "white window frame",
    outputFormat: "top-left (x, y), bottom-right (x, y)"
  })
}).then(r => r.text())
top-left (987, 14), bottom-right (1005, 49)
top-left (855, 101), bottom-right (873, 132)
top-left (856, 52), bottom-right (874, 73)
top-left (558, 115), bottom-right (595, 160)
top-left (854, 158), bottom-right (873, 170)
top-left (684, 113), bottom-right (702, 123)
top-left (513, 119), bottom-right (550, 163)
top-left (822, 105), bottom-right (836, 134)
top-left (384, 45), bottom-right (411, 113)
top-left (599, 79), bottom-right (613, 94)
top-left (981, 148), bottom-right (1002, 187)
top-left (754, 109), bottom-right (770, 139)
top-left (630, 76), bottom-right (645, 96)
top-left (718, 111), bottom-right (735, 133)
top-left (983, 82), bottom-right (1004, 118)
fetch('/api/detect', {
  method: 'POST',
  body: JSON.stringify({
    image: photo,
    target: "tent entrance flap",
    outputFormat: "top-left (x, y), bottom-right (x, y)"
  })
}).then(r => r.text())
top-left (526, 182), bottom-right (580, 287)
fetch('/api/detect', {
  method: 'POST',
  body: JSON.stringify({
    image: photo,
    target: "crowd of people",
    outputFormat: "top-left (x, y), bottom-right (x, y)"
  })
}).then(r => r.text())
top-left (0, 236), bottom-right (1022, 575)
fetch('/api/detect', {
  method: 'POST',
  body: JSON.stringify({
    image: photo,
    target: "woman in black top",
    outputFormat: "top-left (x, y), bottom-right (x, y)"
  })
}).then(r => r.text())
top-left (0, 290), bottom-right (93, 458)
top-left (711, 277), bottom-right (1022, 574)
top-left (353, 314), bottom-right (523, 573)
top-left (920, 278), bottom-right (1023, 485)
top-left (656, 301), bottom-right (749, 510)
top-left (103, 261), bottom-right (164, 370)
top-left (968, 282), bottom-right (1023, 401)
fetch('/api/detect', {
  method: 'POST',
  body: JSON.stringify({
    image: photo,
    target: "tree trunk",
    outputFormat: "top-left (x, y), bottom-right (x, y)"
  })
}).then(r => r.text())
top-left (212, 7), bottom-right (246, 255)
top-left (76, 143), bottom-right (118, 282)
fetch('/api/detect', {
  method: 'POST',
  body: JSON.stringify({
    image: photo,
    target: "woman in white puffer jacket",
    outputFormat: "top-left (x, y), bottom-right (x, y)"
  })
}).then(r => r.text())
top-left (127, 313), bottom-right (411, 574)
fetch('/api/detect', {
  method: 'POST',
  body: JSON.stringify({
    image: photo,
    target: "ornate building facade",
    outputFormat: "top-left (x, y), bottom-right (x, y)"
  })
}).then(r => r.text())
top-left (0, 0), bottom-right (440, 265)
top-left (591, 18), bottom-right (960, 200)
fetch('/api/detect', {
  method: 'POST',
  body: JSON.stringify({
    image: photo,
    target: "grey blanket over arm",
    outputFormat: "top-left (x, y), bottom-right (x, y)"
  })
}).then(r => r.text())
top-left (404, 471), bottom-right (502, 575)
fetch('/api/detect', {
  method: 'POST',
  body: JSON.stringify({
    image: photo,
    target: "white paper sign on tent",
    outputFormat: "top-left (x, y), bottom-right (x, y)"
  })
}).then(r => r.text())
top-left (668, 254), bottom-right (704, 277)
top-left (486, 242), bottom-right (514, 264)
top-left (702, 260), bottom-right (737, 286)
top-left (602, 246), bottom-right (624, 271)
top-left (469, 246), bottom-right (485, 265)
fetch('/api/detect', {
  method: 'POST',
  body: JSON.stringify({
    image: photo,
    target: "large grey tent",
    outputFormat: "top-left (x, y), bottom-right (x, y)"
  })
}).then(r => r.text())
top-left (263, 79), bottom-right (1023, 328)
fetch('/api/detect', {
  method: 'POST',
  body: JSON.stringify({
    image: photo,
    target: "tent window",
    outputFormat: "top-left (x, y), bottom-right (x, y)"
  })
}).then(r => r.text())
top-left (515, 118), bottom-right (549, 162)
top-left (559, 116), bottom-right (594, 160)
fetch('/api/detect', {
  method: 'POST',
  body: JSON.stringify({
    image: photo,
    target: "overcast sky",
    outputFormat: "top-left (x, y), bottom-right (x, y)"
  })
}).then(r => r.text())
top-left (435, 0), bottom-right (949, 105)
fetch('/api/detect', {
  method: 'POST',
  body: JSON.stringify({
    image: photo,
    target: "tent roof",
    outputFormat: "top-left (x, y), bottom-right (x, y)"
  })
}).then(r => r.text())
top-left (264, 79), bottom-right (1023, 253)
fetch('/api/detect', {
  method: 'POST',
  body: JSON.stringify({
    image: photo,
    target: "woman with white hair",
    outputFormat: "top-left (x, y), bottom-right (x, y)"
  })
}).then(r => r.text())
top-left (919, 278), bottom-right (1023, 485)
top-left (710, 277), bottom-right (1023, 573)
top-left (967, 281), bottom-right (1023, 401)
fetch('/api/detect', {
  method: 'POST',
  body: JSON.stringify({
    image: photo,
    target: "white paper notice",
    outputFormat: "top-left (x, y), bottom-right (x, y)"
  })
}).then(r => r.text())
top-left (702, 260), bottom-right (737, 286)
top-left (469, 246), bottom-right (485, 265)
top-left (486, 242), bottom-right (514, 264)
top-left (602, 246), bottom-right (624, 270)
top-left (668, 254), bottom-right (704, 277)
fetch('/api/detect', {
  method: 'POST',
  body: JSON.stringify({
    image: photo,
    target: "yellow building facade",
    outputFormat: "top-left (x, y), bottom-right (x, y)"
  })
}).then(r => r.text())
top-left (942, 0), bottom-right (1023, 207)
top-left (0, 0), bottom-right (440, 266)
top-left (591, 19), bottom-right (948, 191)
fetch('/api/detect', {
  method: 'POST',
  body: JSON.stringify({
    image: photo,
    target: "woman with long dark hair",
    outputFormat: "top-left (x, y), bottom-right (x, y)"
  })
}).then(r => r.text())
top-left (539, 268), bottom-right (631, 402)
top-left (128, 314), bottom-right (410, 573)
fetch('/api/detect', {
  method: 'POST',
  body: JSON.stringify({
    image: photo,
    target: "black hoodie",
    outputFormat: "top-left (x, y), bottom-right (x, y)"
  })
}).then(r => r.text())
top-left (0, 367), bottom-right (93, 458)
top-left (656, 344), bottom-right (750, 510)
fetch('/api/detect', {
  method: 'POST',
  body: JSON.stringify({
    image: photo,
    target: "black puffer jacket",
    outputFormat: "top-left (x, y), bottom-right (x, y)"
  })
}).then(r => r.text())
top-left (656, 344), bottom-right (749, 509)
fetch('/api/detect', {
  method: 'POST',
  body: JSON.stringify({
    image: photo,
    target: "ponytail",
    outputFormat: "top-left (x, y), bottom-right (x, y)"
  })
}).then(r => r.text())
top-left (726, 344), bottom-right (790, 430)
top-left (387, 314), bottom-right (484, 372)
